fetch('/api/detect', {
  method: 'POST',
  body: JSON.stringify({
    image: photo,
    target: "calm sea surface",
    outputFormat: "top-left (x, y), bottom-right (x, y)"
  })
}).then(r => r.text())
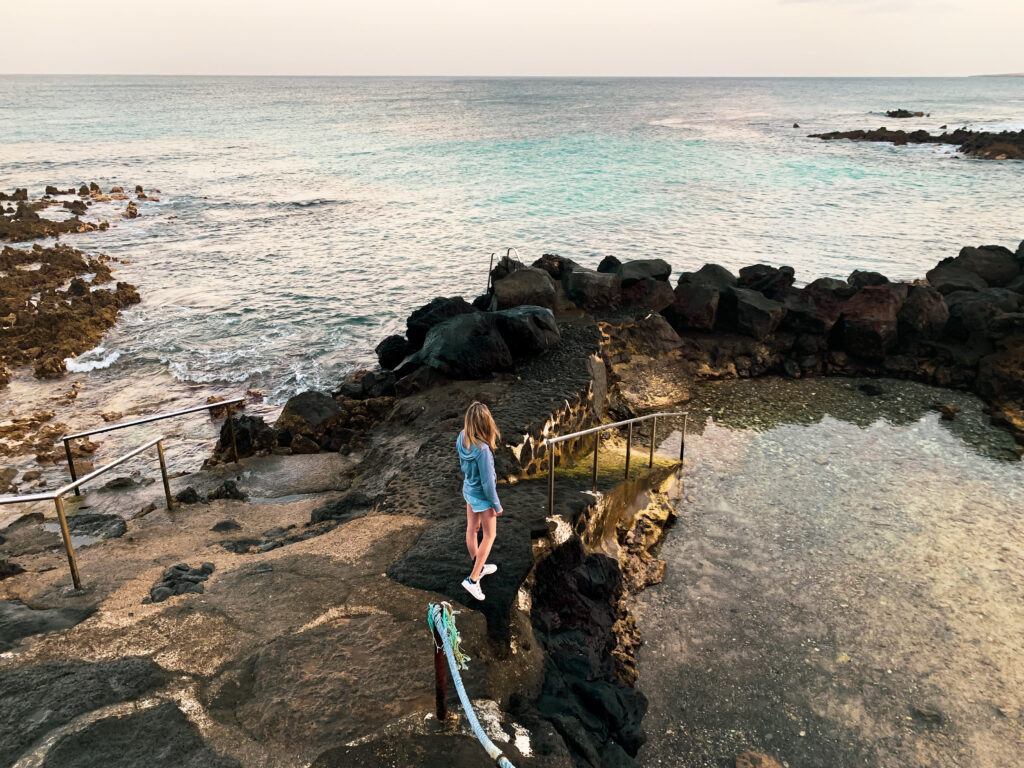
top-left (0, 76), bottom-right (1022, 479)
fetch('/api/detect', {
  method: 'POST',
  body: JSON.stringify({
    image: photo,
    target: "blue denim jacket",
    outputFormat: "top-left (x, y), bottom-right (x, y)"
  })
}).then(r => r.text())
top-left (457, 430), bottom-right (502, 513)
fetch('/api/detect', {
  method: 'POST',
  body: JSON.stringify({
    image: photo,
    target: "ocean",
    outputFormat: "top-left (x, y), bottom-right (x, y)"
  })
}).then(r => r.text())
top-left (1, 75), bottom-right (1022, 480)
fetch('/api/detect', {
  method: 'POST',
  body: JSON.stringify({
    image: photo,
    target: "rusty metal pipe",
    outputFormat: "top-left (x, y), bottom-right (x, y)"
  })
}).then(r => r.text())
top-left (53, 495), bottom-right (82, 590)
top-left (433, 624), bottom-right (448, 722)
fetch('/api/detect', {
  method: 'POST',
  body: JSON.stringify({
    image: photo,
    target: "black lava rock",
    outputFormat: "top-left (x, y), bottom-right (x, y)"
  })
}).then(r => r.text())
top-left (375, 334), bottom-right (413, 370)
top-left (0, 658), bottom-right (166, 765)
top-left (310, 491), bottom-right (373, 524)
top-left (146, 563), bottom-right (214, 603)
top-left (174, 486), bottom-right (202, 505)
top-left (67, 513), bottom-right (127, 540)
top-left (208, 480), bottom-right (247, 501)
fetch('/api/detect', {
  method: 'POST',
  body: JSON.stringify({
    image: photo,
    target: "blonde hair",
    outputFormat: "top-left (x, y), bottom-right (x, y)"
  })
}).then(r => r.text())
top-left (463, 401), bottom-right (500, 451)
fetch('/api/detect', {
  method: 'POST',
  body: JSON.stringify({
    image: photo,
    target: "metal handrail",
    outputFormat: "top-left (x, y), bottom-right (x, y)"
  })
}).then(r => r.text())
top-left (62, 396), bottom-right (244, 496)
top-left (486, 246), bottom-right (524, 292)
top-left (0, 436), bottom-right (175, 590)
top-left (542, 411), bottom-right (688, 517)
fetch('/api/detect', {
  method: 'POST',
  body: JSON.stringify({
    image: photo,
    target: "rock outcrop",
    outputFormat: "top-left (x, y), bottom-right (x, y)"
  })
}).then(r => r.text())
top-left (810, 127), bottom-right (1024, 160)
top-left (0, 244), bottom-right (140, 379)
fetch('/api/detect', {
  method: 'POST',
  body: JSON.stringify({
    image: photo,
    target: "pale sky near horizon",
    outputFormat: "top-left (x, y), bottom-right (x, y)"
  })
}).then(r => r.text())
top-left (3, 1), bottom-right (1022, 77)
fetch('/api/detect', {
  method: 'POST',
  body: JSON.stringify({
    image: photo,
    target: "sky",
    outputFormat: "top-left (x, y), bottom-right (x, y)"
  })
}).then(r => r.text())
top-left (2, 1), bottom-right (1022, 77)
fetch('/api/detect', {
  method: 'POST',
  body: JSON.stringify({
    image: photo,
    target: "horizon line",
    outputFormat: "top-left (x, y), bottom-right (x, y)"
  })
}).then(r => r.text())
top-left (0, 72), bottom-right (1003, 79)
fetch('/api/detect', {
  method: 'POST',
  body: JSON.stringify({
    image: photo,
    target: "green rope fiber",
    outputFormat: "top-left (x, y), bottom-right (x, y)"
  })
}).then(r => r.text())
top-left (428, 601), bottom-right (471, 670)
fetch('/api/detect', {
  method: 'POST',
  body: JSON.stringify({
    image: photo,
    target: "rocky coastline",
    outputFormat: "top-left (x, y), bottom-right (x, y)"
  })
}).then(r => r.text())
top-left (2, 232), bottom-right (1023, 766)
top-left (0, 183), bottom-right (155, 385)
top-left (196, 236), bottom-right (1022, 763)
top-left (810, 126), bottom-right (1024, 160)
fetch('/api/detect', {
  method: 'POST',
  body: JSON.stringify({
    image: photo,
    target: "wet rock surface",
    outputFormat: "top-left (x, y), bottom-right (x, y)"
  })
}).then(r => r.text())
top-left (0, 657), bottom-right (166, 766)
top-left (67, 512), bottom-right (127, 539)
top-left (0, 244), bottom-right (140, 379)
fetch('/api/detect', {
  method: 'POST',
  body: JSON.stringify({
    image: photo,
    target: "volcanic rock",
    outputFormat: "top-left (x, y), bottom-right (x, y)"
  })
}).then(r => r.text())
top-left (721, 288), bottom-right (787, 340)
top-left (738, 264), bottom-right (795, 299)
top-left (310, 490), bottom-right (373, 524)
top-left (0, 657), bottom-right (165, 764)
top-left (214, 415), bottom-right (277, 461)
top-left (174, 486), bottom-right (202, 505)
top-left (563, 269), bottom-right (621, 311)
top-left (898, 284), bottom-right (949, 339)
top-left (208, 480), bottom-right (247, 501)
top-left (275, 391), bottom-right (341, 443)
top-left (492, 306), bottom-right (561, 358)
top-left (948, 245), bottom-right (1020, 287)
top-left (489, 253), bottom-right (525, 283)
top-left (621, 277), bottom-right (674, 311)
top-left (491, 266), bottom-right (557, 310)
top-left (616, 258), bottom-right (671, 287)
top-left (406, 296), bottom-right (478, 349)
top-left (848, 269), bottom-right (890, 289)
top-left (146, 562), bottom-right (215, 603)
top-left (664, 282), bottom-right (719, 331)
top-left (0, 600), bottom-right (94, 653)
top-left (411, 312), bottom-right (513, 379)
top-left (533, 253), bottom-right (581, 280)
top-left (597, 255), bottom-right (622, 274)
top-left (926, 263), bottom-right (988, 295)
top-left (678, 263), bottom-right (738, 291)
top-left (374, 334), bottom-right (411, 370)
top-left (840, 284), bottom-right (904, 359)
top-left (67, 513), bottom-right (127, 539)
top-left (0, 558), bottom-right (25, 580)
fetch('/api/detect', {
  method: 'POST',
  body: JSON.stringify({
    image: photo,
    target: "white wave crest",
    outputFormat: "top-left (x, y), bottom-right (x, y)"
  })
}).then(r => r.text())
top-left (65, 349), bottom-right (122, 372)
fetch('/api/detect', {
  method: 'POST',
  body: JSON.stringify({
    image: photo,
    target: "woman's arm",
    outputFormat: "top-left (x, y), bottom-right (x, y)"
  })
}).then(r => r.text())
top-left (477, 446), bottom-right (503, 513)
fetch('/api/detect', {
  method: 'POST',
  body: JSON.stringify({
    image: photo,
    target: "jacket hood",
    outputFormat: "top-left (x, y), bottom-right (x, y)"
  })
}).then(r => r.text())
top-left (457, 431), bottom-right (483, 459)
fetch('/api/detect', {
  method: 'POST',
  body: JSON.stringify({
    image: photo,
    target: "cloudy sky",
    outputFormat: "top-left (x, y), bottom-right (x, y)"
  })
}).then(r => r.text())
top-left (4, 0), bottom-right (1021, 77)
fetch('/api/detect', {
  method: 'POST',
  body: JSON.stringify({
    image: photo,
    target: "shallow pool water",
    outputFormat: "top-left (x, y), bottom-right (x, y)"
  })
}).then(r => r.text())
top-left (636, 376), bottom-right (1024, 768)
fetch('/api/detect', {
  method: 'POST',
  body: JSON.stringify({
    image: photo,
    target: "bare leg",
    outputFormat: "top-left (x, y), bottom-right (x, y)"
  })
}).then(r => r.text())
top-left (465, 504), bottom-right (481, 562)
top-left (470, 510), bottom-right (498, 582)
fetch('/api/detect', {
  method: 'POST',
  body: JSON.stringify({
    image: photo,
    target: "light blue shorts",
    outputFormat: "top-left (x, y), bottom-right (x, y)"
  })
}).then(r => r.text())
top-left (463, 489), bottom-right (495, 513)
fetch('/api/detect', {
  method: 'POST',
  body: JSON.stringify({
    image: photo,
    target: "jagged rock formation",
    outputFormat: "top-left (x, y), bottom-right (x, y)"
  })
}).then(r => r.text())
top-left (810, 127), bottom-right (1024, 160)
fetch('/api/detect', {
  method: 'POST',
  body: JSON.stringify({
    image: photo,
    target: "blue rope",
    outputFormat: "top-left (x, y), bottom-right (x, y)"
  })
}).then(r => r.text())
top-left (429, 603), bottom-right (516, 768)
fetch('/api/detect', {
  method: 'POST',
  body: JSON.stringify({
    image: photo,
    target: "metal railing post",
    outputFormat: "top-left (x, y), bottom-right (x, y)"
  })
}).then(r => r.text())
top-left (548, 446), bottom-right (555, 517)
top-left (53, 495), bottom-right (82, 590)
top-left (433, 624), bottom-right (448, 722)
top-left (649, 416), bottom-right (656, 468)
top-left (625, 422), bottom-right (633, 480)
top-left (63, 438), bottom-right (81, 497)
top-left (229, 417), bottom-right (239, 463)
top-left (592, 431), bottom-right (599, 493)
top-left (156, 440), bottom-right (174, 511)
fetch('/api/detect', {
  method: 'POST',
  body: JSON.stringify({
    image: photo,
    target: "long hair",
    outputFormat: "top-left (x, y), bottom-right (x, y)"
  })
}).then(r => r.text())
top-left (463, 401), bottom-right (500, 451)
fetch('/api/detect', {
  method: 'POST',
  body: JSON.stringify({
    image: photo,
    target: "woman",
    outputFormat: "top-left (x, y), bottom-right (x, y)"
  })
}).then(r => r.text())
top-left (457, 401), bottom-right (502, 601)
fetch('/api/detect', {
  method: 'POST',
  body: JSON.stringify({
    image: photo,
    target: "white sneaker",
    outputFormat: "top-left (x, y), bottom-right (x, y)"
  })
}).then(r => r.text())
top-left (481, 563), bottom-right (498, 577)
top-left (461, 577), bottom-right (485, 601)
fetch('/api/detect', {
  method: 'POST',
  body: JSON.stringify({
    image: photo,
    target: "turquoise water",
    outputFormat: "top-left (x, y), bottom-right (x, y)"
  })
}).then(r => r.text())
top-left (1, 76), bottom-right (1023, 403)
